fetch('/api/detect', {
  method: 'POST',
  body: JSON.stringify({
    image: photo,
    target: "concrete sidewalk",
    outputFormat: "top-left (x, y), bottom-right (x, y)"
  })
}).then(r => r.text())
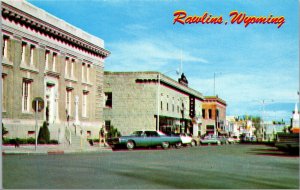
top-left (2, 144), bottom-right (112, 155)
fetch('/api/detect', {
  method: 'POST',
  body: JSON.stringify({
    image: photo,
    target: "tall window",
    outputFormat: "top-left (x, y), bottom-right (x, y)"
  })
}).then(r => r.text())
top-left (65, 57), bottom-right (69, 77)
top-left (105, 92), bottom-right (112, 108)
top-left (2, 74), bottom-right (7, 112)
top-left (22, 79), bottom-right (31, 112)
top-left (202, 109), bottom-right (206, 119)
top-left (21, 42), bottom-right (27, 63)
top-left (66, 88), bottom-right (72, 116)
top-left (45, 50), bottom-right (50, 70)
top-left (82, 91), bottom-right (88, 117)
top-left (71, 59), bottom-right (75, 78)
top-left (29, 45), bottom-right (35, 66)
top-left (167, 103), bottom-right (169, 111)
top-left (87, 64), bottom-right (90, 83)
top-left (161, 101), bottom-right (163, 111)
top-left (52, 52), bottom-right (57, 72)
top-left (208, 109), bottom-right (212, 119)
top-left (82, 63), bottom-right (86, 82)
top-left (2, 36), bottom-right (8, 58)
top-left (105, 120), bottom-right (111, 131)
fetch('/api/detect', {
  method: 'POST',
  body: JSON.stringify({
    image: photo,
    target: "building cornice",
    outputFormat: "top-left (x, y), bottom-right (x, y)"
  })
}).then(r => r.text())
top-left (2, 1), bottom-right (110, 59)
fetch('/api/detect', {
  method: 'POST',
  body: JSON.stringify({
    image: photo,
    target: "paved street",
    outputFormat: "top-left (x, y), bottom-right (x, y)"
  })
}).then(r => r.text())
top-left (3, 144), bottom-right (299, 189)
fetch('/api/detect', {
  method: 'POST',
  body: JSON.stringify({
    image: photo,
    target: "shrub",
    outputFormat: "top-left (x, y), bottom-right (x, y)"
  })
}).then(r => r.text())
top-left (2, 123), bottom-right (8, 140)
top-left (38, 121), bottom-right (50, 144)
top-left (27, 137), bottom-right (35, 144)
top-left (106, 126), bottom-right (121, 140)
top-left (49, 140), bottom-right (58, 144)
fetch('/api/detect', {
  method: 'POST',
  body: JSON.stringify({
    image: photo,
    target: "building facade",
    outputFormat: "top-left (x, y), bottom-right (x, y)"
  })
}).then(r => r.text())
top-left (1, 0), bottom-right (110, 140)
top-left (201, 96), bottom-right (227, 136)
top-left (103, 72), bottom-right (204, 137)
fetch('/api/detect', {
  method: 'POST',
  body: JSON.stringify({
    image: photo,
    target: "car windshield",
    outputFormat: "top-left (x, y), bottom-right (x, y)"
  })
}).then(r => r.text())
top-left (130, 131), bottom-right (144, 137)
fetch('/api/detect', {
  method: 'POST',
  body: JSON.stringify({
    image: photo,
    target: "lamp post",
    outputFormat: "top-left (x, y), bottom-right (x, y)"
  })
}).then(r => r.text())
top-left (156, 70), bottom-right (179, 131)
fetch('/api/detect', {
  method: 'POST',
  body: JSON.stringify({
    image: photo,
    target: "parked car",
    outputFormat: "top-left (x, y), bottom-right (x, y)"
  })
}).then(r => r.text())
top-left (200, 135), bottom-right (221, 145)
top-left (232, 136), bottom-right (240, 143)
top-left (218, 136), bottom-right (229, 144)
top-left (227, 137), bottom-right (236, 144)
top-left (250, 136), bottom-right (257, 142)
top-left (180, 133), bottom-right (197, 147)
top-left (107, 130), bottom-right (182, 150)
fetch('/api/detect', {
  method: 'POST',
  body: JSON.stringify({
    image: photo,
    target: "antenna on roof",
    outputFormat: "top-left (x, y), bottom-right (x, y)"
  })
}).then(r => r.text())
top-left (177, 50), bottom-right (183, 76)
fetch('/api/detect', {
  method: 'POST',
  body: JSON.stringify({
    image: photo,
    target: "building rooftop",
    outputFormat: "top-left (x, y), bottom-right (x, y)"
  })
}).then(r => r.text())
top-left (2, 0), bottom-right (110, 57)
top-left (104, 71), bottom-right (204, 100)
top-left (204, 96), bottom-right (227, 106)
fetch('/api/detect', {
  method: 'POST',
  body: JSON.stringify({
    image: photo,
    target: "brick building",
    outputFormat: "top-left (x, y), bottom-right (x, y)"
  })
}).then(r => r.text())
top-left (201, 96), bottom-right (227, 136)
top-left (1, 0), bottom-right (110, 141)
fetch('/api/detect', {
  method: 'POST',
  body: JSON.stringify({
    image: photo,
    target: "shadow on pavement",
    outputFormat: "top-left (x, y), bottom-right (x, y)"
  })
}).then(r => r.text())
top-left (248, 147), bottom-right (299, 157)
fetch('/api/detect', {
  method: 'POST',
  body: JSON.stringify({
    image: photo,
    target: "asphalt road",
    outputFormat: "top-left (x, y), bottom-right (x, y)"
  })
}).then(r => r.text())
top-left (2, 144), bottom-right (299, 189)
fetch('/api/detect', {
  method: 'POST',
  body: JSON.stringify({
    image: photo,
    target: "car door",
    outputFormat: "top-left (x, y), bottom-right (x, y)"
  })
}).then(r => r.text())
top-left (150, 131), bottom-right (162, 146)
top-left (134, 131), bottom-right (148, 147)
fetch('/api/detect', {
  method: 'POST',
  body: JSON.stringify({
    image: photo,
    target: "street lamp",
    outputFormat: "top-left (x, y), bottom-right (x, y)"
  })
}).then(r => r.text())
top-left (156, 70), bottom-right (179, 131)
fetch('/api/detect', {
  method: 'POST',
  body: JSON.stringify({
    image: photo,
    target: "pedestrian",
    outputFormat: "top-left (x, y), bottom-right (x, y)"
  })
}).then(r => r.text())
top-left (99, 125), bottom-right (105, 147)
top-left (15, 139), bottom-right (20, 148)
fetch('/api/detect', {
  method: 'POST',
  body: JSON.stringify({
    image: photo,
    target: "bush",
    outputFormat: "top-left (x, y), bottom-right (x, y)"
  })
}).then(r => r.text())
top-left (2, 123), bottom-right (8, 140)
top-left (38, 139), bottom-right (46, 144)
top-left (2, 138), bottom-right (36, 144)
top-left (27, 137), bottom-right (35, 144)
top-left (49, 140), bottom-right (58, 144)
top-left (106, 126), bottom-right (121, 139)
top-left (38, 121), bottom-right (50, 144)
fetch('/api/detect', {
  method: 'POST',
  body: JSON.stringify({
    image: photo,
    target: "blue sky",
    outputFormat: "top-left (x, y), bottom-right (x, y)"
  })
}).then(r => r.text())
top-left (29, 0), bottom-right (299, 123)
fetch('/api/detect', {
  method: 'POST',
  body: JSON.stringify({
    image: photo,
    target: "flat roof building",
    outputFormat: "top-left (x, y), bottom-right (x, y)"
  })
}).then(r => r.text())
top-left (1, 0), bottom-right (110, 141)
top-left (201, 96), bottom-right (227, 136)
top-left (104, 72), bottom-right (204, 136)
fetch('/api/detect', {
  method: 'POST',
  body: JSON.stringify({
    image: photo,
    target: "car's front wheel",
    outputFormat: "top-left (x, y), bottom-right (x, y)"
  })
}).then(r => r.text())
top-left (175, 142), bottom-right (182, 149)
top-left (126, 140), bottom-right (135, 150)
top-left (161, 142), bottom-right (170, 149)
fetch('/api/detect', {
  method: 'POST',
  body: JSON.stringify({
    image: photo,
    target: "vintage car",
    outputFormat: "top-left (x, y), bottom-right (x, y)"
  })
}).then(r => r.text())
top-left (217, 136), bottom-right (229, 144)
top-left (108, 130), bottom-right (182, 150)
top-left (200, 135), bottom-right (221, 145)
top-left (180, 133), bottom-right (197, 147)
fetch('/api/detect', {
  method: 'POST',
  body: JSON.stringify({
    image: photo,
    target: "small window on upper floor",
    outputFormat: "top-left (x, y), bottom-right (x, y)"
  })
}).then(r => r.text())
top-left (105, 92), bottom-right (112, 108)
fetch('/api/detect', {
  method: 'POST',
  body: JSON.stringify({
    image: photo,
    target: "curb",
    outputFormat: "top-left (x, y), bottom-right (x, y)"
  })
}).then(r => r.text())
top-left (47, 150), bottom-right (64, 155)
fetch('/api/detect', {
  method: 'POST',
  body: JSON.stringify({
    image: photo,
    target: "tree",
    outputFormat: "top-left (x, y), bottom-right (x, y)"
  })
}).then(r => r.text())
top-left (251, 116), bottom-right (262, 138)
top-left (38, 121), bottom-right (50, 144)
top-left (106, 126), bottom-right (121, 140)
top-left (2, 123), bottom-right (8, 140)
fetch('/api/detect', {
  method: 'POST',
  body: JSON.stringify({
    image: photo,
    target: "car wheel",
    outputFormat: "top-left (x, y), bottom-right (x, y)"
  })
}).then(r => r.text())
top-left (175, 142), bottom-right (182, 149)
top-left (161, 142), bottom-right (170, 149)
top-left (191, 140), bottom-right (197, 147)
top-left (126, 140), bottom-right (135, 150)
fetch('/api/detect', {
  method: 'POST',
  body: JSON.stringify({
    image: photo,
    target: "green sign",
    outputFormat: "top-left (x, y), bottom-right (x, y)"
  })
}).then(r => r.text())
top-left (32, 97), bottom-right (44, 112)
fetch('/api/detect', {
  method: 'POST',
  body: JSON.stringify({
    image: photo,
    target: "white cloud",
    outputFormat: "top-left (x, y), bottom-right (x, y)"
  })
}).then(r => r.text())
top-left (106, 39), bottom-right (209, 71)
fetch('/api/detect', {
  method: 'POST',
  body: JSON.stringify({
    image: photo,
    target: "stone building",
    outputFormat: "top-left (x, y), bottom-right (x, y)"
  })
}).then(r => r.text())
top-left (201, 96), bottom-right (227, 136)
top-left (103, 72), bottom-right (204, 137)
top-left (1, 0), bottom-right (110, 140)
